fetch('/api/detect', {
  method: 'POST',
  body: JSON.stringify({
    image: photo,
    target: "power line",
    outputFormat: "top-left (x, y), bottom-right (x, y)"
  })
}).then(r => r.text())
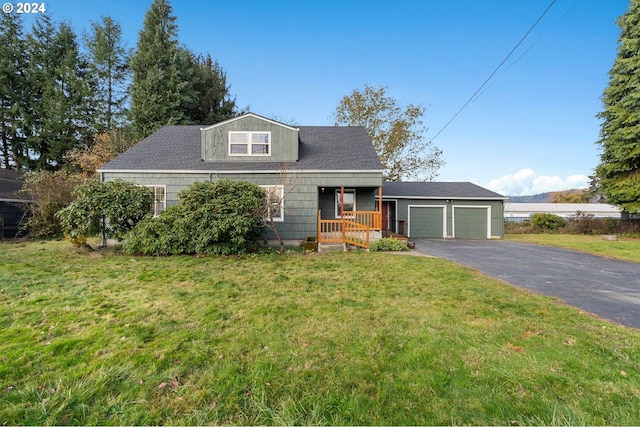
top-left (428, 0), bottom-right (558, 144)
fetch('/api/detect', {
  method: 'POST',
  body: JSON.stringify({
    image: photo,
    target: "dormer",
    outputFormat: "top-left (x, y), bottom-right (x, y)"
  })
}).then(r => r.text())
top-left (201, 113), bottom-right (299, 162)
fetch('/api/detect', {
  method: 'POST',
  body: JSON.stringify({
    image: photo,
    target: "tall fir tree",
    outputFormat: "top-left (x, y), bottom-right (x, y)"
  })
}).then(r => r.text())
top-left (595, 0), bottom-right (640, 213)
top-left (84, 16), bottom-right (131, 132)
top-left (23, 17), bottom-right (95, 170)
top-left (184, 52), bottom-right (238, 124)
top-left (0, 13), bottom-right (28, 169)
top-left (129, 0), bottom-right (193, 138)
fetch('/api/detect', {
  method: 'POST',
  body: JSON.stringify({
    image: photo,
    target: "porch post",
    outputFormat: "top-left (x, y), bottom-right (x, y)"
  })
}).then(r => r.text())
top-left (340, 186), bottom-right (345, 241)
top-left (378, 185), bottom-right (383, 230)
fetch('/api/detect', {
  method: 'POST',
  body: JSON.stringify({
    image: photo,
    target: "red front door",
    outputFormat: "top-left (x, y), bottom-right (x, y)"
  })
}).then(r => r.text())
top-left (382, 202), bottom-right (389, 231)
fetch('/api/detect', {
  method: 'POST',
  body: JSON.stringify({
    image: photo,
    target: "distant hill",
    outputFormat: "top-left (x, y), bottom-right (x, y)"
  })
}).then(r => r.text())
top-left (506, 189), bottom-right (595, 203)
top-left (506, 193), bottom-right (553, 203)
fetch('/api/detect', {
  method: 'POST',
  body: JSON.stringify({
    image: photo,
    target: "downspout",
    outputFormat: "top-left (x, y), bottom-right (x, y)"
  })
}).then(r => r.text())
top-left (100, 171), bottom-right (106, 248)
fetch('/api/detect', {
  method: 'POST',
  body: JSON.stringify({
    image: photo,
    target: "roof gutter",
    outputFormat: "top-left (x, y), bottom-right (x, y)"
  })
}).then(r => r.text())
top-left (97, 168), bottom-right (385, 174)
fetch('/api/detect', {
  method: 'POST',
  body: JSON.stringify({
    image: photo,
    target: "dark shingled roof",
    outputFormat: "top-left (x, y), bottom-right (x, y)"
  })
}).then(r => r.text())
top-left (382, 181), bottom-right (506, 199)
top-left (0, 169), bottom-right (27, 201)
top-left (101, 125), bottom-right (383, 172)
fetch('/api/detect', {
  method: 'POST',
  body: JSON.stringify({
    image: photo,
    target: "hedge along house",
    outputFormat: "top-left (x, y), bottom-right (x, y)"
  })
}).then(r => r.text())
top-left (99, 113), bottom-right (385, 249)
top-left (379, 181), bottom-right (507, 239)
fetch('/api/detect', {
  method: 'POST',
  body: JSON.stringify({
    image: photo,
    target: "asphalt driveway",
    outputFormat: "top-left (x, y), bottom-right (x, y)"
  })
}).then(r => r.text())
top-left (413, 239), bottom-right (640, 329)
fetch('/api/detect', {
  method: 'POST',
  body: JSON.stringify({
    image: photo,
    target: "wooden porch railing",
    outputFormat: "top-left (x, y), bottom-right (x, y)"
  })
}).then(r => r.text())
top-left (343, 211), bottom-right (382, 231)
top-left (317, 210), bottom-right (381, 249)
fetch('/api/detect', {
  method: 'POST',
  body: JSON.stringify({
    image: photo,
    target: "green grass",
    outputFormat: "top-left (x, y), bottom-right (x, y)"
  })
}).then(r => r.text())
top-left (506, 234), bottom-right (640, 263)
top-left (1, 239), bottom-right (640, 425)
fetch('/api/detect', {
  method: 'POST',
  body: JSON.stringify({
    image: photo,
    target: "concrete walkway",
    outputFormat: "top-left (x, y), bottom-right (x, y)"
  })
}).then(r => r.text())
top-left (413, 239), bottom-right (640, 330)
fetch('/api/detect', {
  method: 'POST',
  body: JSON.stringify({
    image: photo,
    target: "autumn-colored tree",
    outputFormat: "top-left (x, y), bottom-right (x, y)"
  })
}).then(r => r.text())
top-left (66, 130), bottom-right (135, 176)
top-left (333, 85), bottom-right (443, 181)
top-left (550, 189), bottom-right (592, 203)
top-left (20, 170), bottom-right (87, 236)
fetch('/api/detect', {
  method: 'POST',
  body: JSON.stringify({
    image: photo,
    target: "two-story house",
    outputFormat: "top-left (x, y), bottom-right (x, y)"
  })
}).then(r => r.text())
top-left (100, 113), bottom-right (385, 248)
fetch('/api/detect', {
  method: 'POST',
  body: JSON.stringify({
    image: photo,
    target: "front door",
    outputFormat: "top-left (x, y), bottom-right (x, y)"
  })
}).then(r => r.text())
top-left (382, 201), bottom-right (389, 231)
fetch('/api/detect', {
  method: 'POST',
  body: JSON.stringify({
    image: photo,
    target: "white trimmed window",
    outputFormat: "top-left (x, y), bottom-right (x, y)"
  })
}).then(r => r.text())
top-left (335, 189), bottom-right (356, 218)
top-left (229, 131), bottom-right (271, 156)
top-left (261, 185), bottom-right (284, 222)
top-left (146, 185), bottom-right (166, 217)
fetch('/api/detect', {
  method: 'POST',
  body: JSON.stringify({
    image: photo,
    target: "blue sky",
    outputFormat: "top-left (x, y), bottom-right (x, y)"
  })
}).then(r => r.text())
top-left (24, 0), bottom-right (629, 195)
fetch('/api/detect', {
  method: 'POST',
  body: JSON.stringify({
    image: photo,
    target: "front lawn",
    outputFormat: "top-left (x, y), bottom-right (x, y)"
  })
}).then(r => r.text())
top-left (1, 240), bottom-right (639, 425)
top-left (506, 233), bottom-right (640, 263)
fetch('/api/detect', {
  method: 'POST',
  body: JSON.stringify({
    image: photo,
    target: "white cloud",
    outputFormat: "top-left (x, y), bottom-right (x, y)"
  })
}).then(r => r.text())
top-left (485, 168), bottom-right (590, 196)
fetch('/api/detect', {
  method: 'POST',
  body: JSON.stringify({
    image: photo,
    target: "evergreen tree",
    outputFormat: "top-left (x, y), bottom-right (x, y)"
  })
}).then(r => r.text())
top-left (129, 0), bottom-right (193, 138)
top-left (184, 52), bottom-right (237, 124)
top-left (595, 0), bottom-right (640, 213)
top-left (84, 16), bottom-right (130, 132)
top-left (0, 13), bottom-right (28, 169)
top-left (24, 17), bottom-right (95, 170)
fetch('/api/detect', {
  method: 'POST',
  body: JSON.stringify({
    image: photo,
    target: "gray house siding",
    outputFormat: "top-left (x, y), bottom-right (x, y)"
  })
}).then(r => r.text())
top-left (388, 198), bottom-right (504, 239)
top-left (101, 171), bottom-right (381, 241)
top-left (318, 187), bottom-right (377, 220)
top-left (201, 115), bottom-right (299, 163)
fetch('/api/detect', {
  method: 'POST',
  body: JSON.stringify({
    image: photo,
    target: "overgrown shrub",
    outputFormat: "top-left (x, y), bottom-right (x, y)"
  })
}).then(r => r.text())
top-left (530, 213), bottom-right (567, 231)
top-left (565, 211), bottom-right (620, 235)
top-left (124, 180), bottom-right (266, 255)
top-left (20, 170), bottom-right (86, 237)
top-left (504, 221), bottom-right (535, 234)
top-left (370, 237), bottom-right (409, 252)
top-left (602, 217), bottom-right (621, 234)
top-left (56, 179), bottom-right (154, 247)
top-left (619, 218), bottom-right (640, 235)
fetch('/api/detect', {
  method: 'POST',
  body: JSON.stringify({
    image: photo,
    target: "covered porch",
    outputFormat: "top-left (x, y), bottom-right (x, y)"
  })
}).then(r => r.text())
top-left (317, 186), bottom-right (382, 249)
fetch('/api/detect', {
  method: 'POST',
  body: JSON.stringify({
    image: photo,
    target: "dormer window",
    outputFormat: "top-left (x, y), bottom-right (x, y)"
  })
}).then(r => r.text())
top-left (229, 131), bottom-right (271, 156)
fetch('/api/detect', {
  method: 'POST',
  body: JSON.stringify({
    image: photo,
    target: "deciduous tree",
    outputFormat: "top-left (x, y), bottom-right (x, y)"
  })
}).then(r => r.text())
top-left (333, 85), bottom-right (444, 181)
top-left (66, 130), bottom-right (135, 176)
top-left (595, 0), bottom-right (640, 213)
top-left (20, 170), bottom-right (86, 236)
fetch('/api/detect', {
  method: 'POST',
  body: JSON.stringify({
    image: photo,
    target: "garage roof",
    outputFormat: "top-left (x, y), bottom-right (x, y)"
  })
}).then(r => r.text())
top-left (0, 169), bottom-right (28, 202)
top-left (382, 181), bottom-right (506, 200)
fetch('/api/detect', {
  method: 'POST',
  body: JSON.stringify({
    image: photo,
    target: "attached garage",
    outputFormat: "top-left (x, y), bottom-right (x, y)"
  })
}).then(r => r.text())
top-left (380, 182), bottom-right (506, 239)
top-left (453, 206), bottom-right (490, 239)
top-left (408, 205), bottom-right (446, 238)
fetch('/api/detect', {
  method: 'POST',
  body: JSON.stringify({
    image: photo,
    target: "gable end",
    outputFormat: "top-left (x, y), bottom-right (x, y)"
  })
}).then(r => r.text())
top-left (201, 113), bottom-right (299, 163)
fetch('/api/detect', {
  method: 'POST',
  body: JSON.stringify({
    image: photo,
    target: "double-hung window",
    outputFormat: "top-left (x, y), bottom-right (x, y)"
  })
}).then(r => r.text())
top-left (229, 131), bottom-right (271, 156)
top-left (146, 185), bottom-right (166, 217)
top-left (261, 185), bottom-right (284, 222)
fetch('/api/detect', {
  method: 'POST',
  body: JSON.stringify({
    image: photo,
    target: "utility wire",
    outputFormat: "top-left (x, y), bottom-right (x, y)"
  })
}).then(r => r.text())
top-left (428, 0), bottom-right (558, 144)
